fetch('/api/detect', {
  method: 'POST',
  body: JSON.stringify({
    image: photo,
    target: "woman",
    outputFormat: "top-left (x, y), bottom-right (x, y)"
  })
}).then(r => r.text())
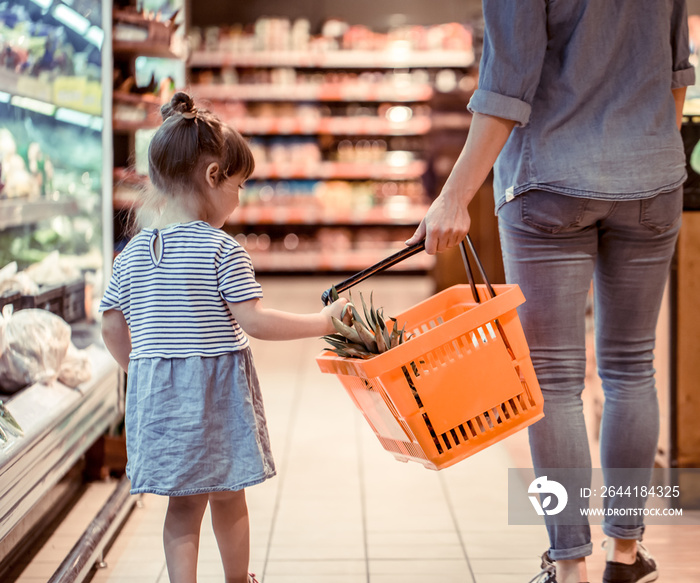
top-left (407, 2), bottom-right (694, 582)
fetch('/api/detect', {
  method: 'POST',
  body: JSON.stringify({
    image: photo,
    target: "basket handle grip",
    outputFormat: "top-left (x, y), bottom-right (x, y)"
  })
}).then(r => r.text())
top-left (321, 235), bottom-right (494, 305)
top-left (321, 239), bottom-right (426, 305)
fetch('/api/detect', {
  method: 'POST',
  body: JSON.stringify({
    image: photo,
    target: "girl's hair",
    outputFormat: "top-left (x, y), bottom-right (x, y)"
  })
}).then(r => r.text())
top-left (132, 92), bottom-right (254, 231)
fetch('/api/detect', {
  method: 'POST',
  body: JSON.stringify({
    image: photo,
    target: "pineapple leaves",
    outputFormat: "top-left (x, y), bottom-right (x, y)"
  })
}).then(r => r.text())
top-left (322, 289), bottom-right (412, 359)
top-left (331, 316), bottom-right (363, 345)
top-left (329, 286), bottom-right (340, 302)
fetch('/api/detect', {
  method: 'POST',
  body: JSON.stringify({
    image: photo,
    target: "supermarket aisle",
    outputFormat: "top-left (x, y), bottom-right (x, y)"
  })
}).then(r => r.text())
top-left (14, 276), bottom-right (700, 583)
top-left (86, 275), bottom-right (554, 583)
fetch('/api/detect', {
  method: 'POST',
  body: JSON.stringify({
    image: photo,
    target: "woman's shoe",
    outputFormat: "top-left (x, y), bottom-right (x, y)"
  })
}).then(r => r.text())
top-left (248, 573), bottom-right (260, 583)
top-left (602, 543), bottom-right (658, 583)
top-left (529, 552), bottom-right (557, 583)
top-left (528, 551), bottom-right (591, 583)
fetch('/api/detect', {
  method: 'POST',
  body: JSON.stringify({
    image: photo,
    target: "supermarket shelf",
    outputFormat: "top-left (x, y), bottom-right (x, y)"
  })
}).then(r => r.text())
top-left (245, 248), bottom-right (434, 273)
top-left (227, 116), bottom-right (432, 136)
top-left (251, 160), bottom-right (426, 180)
top-left (120, 162), bottom-right (427, 185)
top-left (114, 184), bottom-right (427, 226)
top-left (113, 40), bottom-right (179, 59)
top-left (113, 90), bottom-right (163, 106)
top-left (112, 118), bottom-right (159, 132)
top-left (189, 82), bottom-right (434, 102)
top-left (0, 198), bottom-right (80, 230)
top-left (112, 93), bottom-right (161, 130)
top-left (0, 69), bottom-right (102, 117)
top-left (189, 49), bottom-right (475, 69)
top-left (228, 203), bottom-right (428, 226)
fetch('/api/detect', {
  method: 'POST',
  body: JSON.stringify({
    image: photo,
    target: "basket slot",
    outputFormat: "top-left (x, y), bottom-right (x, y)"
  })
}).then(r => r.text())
top-left (485, 322), bottom-right (497, 338)
top-left (470, 332), bottom-right (479, 349)
top-left (423, 412), bottom-right (443, 454)
top-left (441, 433), bottom-right (452, 450)
top-left (500, 402), bottom-right (512, 421)
top-left (431, 391), bottom-right (535, 457)
top-left (413, 316), bottom-right (445, 337)
top-left (515, 364), bottom-right (537, 407)
top-left (508, 397), bottom-right (521, 416)
top-left (492, 406), bottom-right (505, 424)
top-left (417, 327), bottom-right (491, 375)
top-left (458, 424), bottom-right (470, 441)
top-left (401, 365), bottom-right (424, 408)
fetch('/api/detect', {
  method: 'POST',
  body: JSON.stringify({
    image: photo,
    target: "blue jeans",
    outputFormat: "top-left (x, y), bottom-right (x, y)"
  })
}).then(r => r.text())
top-left (497, 188), bottom-right (682, 561)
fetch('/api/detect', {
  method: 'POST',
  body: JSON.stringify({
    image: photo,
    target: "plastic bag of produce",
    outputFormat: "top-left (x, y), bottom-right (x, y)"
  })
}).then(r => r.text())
top-left (0, 305), bottom-right (90, 393)
top-left (58, 343), bottom-right (92, 389)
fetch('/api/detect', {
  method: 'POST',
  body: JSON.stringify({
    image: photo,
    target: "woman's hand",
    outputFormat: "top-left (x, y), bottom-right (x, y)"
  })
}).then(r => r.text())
top-left (406, 112), bottom-right (517, 255)
top-left (406, 188), bottom-right (472, 254)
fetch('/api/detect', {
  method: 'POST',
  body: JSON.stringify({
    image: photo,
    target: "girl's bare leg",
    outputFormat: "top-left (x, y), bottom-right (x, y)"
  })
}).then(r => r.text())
top-left (163, 493), bottom-right (209, 583)
top-left (209, 490), bottom-right (250, 583)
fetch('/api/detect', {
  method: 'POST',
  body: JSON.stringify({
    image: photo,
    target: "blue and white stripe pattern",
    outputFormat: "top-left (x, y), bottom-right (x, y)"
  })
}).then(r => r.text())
top-left (100, 221), bottom-right (262, 359)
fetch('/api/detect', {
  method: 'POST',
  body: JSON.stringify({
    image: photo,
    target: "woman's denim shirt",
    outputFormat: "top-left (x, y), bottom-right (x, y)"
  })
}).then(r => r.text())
top-left (468, 0), bottom-right (696, 211)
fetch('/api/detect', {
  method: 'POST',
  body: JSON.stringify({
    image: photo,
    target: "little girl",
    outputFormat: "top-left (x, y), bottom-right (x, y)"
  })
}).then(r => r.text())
top-left (100, 92), bottom-right (348, 583)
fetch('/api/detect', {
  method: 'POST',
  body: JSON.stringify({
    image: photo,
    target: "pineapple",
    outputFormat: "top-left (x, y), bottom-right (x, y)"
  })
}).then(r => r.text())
top-left (322, 287), bottom-right (411, 359)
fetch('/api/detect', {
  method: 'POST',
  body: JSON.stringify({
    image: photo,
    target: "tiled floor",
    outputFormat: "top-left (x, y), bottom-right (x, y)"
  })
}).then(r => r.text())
top-left (12, 276), bottom-right (700, 582)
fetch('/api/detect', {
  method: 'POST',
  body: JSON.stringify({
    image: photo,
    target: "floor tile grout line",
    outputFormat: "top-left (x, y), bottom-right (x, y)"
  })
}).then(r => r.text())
top-left (355, 413), bottom-right (371, 583)
top-left (156, 560), bottom-right (167, 583)
top-left (258, 343), bottom-right (307, 582)
top-left (438, 472), bottom-right (478, 583)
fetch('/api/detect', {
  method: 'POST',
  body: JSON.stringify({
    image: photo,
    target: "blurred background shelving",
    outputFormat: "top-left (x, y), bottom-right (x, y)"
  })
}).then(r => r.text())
top-left (178, 16), bottom-right (478, 275)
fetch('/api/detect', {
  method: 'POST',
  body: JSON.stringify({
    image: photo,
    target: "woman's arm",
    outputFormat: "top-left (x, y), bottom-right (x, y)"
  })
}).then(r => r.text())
top-left (227, 297), bottom-right (348, 341)
top-left (673, 86), bottom-right (687, 129)
top-left (101, 309), bottom-right (131, 371)
top-left (406, 112), bottom-right (516, 254)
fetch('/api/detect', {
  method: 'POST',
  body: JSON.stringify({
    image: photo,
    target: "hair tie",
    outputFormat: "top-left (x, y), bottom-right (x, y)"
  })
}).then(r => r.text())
top-left (181, 109), bottom-right (197, 120)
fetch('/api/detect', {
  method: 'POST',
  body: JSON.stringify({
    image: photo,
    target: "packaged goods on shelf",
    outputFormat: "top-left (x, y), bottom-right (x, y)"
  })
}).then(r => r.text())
top-left (189, 18), bottom-right (472, 55)
top-left (0, 2), bottom-right (103, 116)
top-left (181, 15), bottom-right (477, 273)
top-left (0, 254), bottom-right (87, 324)
top-left (113, 6), bottom-right (179, 48)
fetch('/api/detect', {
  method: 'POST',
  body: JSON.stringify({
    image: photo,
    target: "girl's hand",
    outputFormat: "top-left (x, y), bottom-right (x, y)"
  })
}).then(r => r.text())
top-left (321, 297), bottom-right (350, 334)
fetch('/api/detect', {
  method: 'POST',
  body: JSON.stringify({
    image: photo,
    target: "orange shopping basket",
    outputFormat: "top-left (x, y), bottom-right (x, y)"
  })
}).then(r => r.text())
top-left (316, 236), bottom-right (544, 470)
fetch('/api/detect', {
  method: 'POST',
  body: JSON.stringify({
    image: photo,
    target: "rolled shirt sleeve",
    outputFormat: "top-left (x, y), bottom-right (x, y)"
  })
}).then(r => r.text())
top-left (468, 0), bottom-right (548, 127)
top-left (671, 0), bottom-right (696, 89)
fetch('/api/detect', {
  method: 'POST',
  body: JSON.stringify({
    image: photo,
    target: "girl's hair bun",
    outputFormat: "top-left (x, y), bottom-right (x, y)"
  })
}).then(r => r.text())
top-left (161, 91), bottom-right (197, 121)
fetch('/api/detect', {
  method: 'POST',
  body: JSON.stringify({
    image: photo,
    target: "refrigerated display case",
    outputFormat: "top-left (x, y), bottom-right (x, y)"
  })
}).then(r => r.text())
top-left (0, 0), bottom-right (123, 568)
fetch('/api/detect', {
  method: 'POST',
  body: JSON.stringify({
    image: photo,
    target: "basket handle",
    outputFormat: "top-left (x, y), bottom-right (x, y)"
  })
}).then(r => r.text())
top-left (321, 235), bottom-right (494, 305)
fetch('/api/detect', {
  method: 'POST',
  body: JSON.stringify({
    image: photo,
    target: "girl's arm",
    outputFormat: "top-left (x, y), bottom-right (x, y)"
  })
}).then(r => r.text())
top-left (227, 297), bottom-right (348, 341)
top-left (101, 309), bottom-right (132, 371)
